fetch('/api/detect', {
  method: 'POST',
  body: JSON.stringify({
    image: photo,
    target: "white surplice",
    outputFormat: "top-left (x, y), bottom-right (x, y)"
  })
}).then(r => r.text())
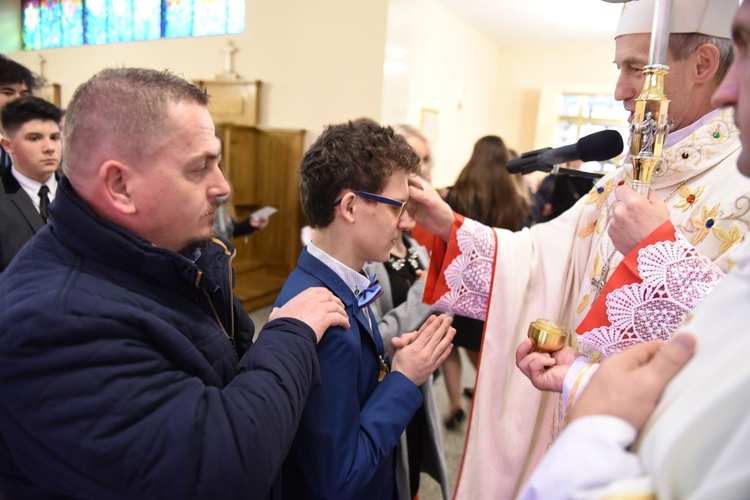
top-left (426, 109), bottom-right (750, 499)
top-left (520, 239), bottom-right (750, 499)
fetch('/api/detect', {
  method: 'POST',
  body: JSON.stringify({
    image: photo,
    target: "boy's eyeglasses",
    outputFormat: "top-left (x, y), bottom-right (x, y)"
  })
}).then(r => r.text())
top-left (333, 191), bottom-right (407, 220)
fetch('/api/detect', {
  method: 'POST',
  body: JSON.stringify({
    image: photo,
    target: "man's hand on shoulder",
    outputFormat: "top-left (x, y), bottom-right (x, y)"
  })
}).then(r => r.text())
top-left (608, 186), bottom-right (670, 256)
top-left (570, 333), bottom-right (696, 432)
top-left (515, 340), bottom-right (579, 393)
top-left (269, 288), bottom-right (349, 343)
top-left (391, 314), bottom-right (455, 386)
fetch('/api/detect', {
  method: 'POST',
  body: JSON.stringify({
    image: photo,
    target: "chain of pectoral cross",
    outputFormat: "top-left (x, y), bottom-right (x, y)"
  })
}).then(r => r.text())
top-left (591, 246), bottom-right (618, 302)
top-left (589, 176), bottom-right (691, 302)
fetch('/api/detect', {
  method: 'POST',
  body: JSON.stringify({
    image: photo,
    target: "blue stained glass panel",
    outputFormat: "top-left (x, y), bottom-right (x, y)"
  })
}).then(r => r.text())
top-left (84, 0), bottom-right (108, 45)
top-left (40, 0), bottom-right (63, 48)
top-left (61, 0), bottom-right (84, 46)
top-left (22, 1), bottom-right (42, 50)
top-left (226, 0), bottom-right (244, 34)
top-left (194, 0), bottom-right (226, 36)
top-left (164, 0), bottom-right (194, 38)
top-left (108, 0), bottom-right (134, 42)
top-left (22, 0), bottom-right (245, 50)
top-left (133, 0), bottom-right (160, 40)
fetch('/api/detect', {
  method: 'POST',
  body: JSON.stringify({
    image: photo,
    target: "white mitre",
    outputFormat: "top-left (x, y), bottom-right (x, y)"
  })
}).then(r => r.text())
top-left (615, 0), bottom-right (737, 38)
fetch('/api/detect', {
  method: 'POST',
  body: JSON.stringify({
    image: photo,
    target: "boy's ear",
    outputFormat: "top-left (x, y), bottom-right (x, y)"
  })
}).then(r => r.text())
top-left (337, 191), bottom-right (357, 223)
top-left (1, 136), bottom-right (13, 155)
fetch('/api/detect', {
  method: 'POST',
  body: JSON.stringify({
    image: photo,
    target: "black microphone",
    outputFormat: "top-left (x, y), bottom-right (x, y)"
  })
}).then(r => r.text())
top-left (507, 130), bottom-right (624, 179)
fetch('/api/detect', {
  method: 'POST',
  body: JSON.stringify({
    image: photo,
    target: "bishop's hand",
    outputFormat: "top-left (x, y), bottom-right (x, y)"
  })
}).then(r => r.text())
top-left (407, 176), bottom-right (455, 242)
top-left (608, 185), bottom-right (670, 256)
top-left (516, 339), bottom-right (580, 393)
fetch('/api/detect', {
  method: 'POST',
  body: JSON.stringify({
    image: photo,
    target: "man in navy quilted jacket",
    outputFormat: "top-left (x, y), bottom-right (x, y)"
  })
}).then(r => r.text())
top-left (0, 67), bottom-right (349, 499)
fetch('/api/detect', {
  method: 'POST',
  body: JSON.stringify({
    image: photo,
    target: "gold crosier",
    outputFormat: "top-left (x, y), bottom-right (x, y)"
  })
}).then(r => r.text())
top-left (629, 0), bottom-right (674, 196)
top-left (529, 0), bottom-right (674, 353)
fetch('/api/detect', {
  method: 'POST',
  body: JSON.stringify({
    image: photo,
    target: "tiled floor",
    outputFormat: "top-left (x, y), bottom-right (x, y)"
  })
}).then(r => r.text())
top-left (249, 305), bottom-right (476, 500)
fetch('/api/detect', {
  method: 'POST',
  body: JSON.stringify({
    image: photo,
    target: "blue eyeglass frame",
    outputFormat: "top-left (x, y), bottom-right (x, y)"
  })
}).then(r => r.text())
top-left (333, 190), bottom-right (407, 219)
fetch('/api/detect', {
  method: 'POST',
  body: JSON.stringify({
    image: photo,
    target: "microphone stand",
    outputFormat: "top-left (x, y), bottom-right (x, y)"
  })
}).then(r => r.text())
top-left (508, 149), bottom-right (605, 180)
top-left (628, 0), bottom-right (673, 196)
top-left (539, 164), bottom-right (604, 180)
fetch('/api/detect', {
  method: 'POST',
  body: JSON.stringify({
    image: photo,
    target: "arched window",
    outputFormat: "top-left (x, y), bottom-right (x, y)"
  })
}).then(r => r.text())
top-left (22, 0), bottom-right (245, 50)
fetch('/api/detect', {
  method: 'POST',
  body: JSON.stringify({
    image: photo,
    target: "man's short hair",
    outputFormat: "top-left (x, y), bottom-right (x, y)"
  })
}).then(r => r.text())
top-left (0, 55), bottom-right (36, 91)
top-left (670, 33), bottom-right (734, 83)
top-left (299, 118), bottom-right (420, 228)
top-left (1, 96), bottom-right (61, 136)
top-left (63, 68), bottom-right (209, 178)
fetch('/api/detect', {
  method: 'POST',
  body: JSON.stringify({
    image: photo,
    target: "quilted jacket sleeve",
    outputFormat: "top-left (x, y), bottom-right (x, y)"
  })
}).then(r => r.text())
top-left (0, 309), bottom-right (318, 500)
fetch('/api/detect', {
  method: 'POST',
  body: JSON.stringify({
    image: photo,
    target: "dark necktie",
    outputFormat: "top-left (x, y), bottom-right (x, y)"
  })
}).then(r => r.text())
top-left (38, 184), bottom-right (50, 223)
top-left (0, 149), bottom-right (11, 173)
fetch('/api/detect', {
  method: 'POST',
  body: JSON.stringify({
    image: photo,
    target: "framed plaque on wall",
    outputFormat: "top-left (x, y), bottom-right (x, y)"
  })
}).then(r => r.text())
top-left (420, 108), bottom-right (439, 143)
top-left (193, 79), bottom-right (262, 126)
top-left (36, 83), bottom-right (61, 107)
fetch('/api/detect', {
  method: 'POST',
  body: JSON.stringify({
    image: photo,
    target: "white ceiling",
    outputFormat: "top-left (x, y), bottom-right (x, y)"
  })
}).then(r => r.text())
top-left (437, 0), bottom-right (625, 45)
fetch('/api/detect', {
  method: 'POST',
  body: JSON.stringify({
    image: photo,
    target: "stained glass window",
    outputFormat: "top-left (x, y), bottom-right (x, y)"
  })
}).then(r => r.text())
top-left (22, 0), bottom-right (245, 50)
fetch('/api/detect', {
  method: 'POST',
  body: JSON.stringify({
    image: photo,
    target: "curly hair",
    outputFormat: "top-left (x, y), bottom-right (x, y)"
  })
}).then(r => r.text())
top-left (300, 118), bottom-right (420, 228)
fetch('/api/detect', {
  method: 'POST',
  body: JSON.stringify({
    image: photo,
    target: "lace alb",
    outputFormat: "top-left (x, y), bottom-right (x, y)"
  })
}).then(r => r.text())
top-left (579, 229), bottom-right (723, 356)
top-left (433, 218), bottom-right (495, 321)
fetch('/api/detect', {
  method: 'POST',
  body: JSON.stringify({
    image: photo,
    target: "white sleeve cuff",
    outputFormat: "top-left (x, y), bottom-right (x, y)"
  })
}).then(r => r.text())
top-left (562, 356), bottom-right (598, 418)
top-left (519, 415), bottom-right (642, 500)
